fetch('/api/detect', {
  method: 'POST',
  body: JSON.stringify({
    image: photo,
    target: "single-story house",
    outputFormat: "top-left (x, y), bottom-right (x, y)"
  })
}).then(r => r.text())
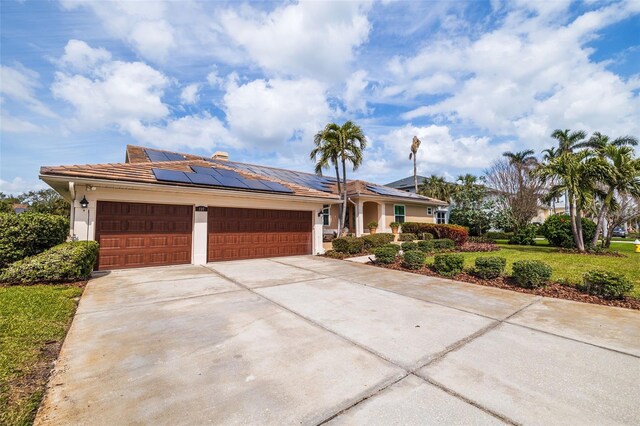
top-left (40, 145), bottom-right (447, 270)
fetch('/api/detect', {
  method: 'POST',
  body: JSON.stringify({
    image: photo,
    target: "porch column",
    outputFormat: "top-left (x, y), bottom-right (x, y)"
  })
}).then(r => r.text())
top-left (192, 206), bottom-right (208, 265)
top-left (356, 200), bottom-right (364, 237)
top-left (378, 202), bottom-right (386, 232)
top-left (313, 207), bottom-right (325, 254)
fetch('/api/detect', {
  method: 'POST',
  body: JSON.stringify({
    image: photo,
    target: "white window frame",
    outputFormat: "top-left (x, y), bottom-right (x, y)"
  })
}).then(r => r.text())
top-left (322, 205), bottom-right (330, 226)
top-left (427, 207), bottom-right (433, 215)
top-left (436, 211), bottom-right (446, 224)
top-left (394, 204), bottom-right (406, 223)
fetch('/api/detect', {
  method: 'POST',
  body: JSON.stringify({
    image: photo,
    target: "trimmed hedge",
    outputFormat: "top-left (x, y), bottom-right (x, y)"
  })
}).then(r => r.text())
top-left (399, 223), bottom-right (468, 246)
top-left (332, 237), bottom-right (364, 254)
top-left (0, 213), bottom-right (69, 269)
top-left (432, 239), bottom-right (455, 250)
top-left (433, 253), bottom-right (464, 277)
top-left (512, 260), bottom-right (552, 288)
top-left (541, 214), bottom-right (596, 248)
top-left (420, 233), bottom-right (434, 241)
top-left (579, 270), bottom-right (633, 299)
top-left (508, 225), bottom-right (537, 246)
top-left (402, 250), bottom-right (426, 269)
top-left (361, 233), bottom-right (394, 250)
top-left (398, 233), bottom-right (416, 242)
top-left (417, 240), bottom-right (434, 253)
top-left (381, 243), bottom-right (401, 253)
top-left (0, 241), bottom-right (99, 284)
top-left (484, 231), bottom-right (514, 241)
top-left (472, 256), bottom-right (506, 279)
top-left (401, 241), bottom-right (419, 252)
top-left (373, 246), bottom-right (398, 264)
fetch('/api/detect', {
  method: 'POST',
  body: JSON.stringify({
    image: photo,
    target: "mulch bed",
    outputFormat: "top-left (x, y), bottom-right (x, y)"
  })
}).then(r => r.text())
top-left (371, 261), bottom-right (640, 311)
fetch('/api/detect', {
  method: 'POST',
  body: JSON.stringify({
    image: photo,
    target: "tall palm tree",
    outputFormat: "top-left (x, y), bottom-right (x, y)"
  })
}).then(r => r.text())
top-left (420, 175), bottom-right (453, 202)
top-left (312, 121), bottom-right (366, 233)
top-left (502, 149), bottom-right (537, 166)
top-left (409, 136), bottom-right (421, 193)
top-left (311, 126), bottom-right (343, 229)
top-left (551, 129), bottom-right (587, 154)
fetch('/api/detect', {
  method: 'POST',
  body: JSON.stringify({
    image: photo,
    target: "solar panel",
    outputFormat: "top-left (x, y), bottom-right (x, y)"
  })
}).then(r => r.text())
top-left (146, 150), bottom-right (169, 162)
top-left (152, 168), bottom-right (191, 183)
top-left (190, 166), bottom-right (216, 175)
top-left (260, 180), bottom-right (294, 193)
top-left (243, 179), bottom-right (273, 191)
top-left (366, 184), bottom-right (424, 199)
top-left (165, 152), bottom-right (185, 161)
top-left (215, 176), bottom-right (250, 189)
top-left (187, 173), bottom-right (221, 186)
top-left (215, 168), bottom-right (243, 179)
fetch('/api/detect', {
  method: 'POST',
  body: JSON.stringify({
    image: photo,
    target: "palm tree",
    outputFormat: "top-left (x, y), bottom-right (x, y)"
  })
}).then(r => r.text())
top-left (420, 175), bottom-right (453, 202)
top-left (311, 126), bottom-right (343, 229)
top-left (312, 121), bottom-right (366, 233)
top-left (409, 136), bottom-right (421, 193)
top-left (502, 149), bottom-right (537, 166)
top-left (551, 129), bottom-right (587, 154)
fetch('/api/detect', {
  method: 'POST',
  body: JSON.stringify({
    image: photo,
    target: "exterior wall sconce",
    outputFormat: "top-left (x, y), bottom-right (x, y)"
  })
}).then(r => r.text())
top-left (79, 196), bottom-right (89, 209)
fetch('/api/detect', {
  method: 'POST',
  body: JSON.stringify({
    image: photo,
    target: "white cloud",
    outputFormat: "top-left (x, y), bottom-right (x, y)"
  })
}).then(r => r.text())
top-left (59, 39), bottom-right (111, 72)
top-left (0, 177), bottom-right (45, 194)
top-left (223, 77), bottom-right (331, 146)
top-left (206, 70), bottom-right (222, 88)
top-left (0, 112), bottom-right (44, 133)
top-left (221, 1), bottom-right (371, 80)
top-left (0, 65), bottom-right (56, 117)
top-left (343, 70), bottom-right (370, 113)
top-left (180, 83), bottom-right (199, 105)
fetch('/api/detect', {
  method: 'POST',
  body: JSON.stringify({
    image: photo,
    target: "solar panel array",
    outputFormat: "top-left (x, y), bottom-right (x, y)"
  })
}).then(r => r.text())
top-left (152, 167), bottom-right (294, 193)
top-left (145, 149), bottom-right (186, 162)
top-left (365, 184), bottom-right (426, 199)
top-left (213, 161), bottom-right (336, 193)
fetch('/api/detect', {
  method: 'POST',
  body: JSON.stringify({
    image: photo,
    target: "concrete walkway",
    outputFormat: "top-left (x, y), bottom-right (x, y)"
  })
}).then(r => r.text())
top-left (36, 256), bottom-right (640, 425)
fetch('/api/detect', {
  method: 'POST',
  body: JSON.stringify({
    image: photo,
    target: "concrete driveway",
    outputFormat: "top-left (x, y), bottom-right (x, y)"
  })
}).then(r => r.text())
top-left (37, 256), bottom-right (640, 425)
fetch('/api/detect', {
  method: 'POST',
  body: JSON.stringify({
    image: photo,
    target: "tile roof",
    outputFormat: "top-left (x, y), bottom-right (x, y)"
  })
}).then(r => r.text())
top-left (41, 145), bottom-right (447, 204)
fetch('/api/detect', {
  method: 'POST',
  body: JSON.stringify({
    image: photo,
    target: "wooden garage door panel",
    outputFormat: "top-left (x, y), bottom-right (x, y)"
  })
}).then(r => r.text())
top-left (207, 207), bottom-right (312, 261)
top-left (95, 201), bottom-right (193, 270)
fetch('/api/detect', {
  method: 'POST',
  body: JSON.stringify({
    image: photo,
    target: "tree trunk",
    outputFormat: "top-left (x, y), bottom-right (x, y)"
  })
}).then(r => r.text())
top-left (592, 202), bottom-right (608, 248)
top-left (413, 156), bottom-right (418, 193)
top-left (340, 158), bottom-right (348, 234)
top-left (576, 209), bottom-right (585, 252)
top-left (568, 194), bottom-right (583, 251)
top-left (334, 162), bottom-right (342, 232)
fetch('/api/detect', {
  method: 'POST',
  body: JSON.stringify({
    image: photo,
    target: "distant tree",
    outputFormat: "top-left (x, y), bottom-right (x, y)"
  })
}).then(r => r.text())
top-left (0, 192), bottom-right (20, 213)
top-left (420, 175), bottom-right (454, 202)
top-left (449, 175), bottom-right (494, 236)
top-left (604, 194), bottom-right (640, 247)
top-left (19, 189), bottom-right (70, 217)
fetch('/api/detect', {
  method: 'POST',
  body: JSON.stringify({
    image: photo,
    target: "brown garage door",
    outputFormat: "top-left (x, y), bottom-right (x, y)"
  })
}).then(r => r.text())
top-left (208, 207), bottom-right (312, 261)
top-left (95, 201), bottom-right (193, 270)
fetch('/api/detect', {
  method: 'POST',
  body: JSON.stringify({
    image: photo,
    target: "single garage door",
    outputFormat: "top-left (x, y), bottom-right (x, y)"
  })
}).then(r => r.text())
top-left (95, 201), bottom-right (193, 270)
top-left (208, 207), bottom-right (312, 261)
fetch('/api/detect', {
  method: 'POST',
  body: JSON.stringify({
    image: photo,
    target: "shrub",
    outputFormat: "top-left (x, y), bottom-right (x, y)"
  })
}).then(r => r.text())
top-left (373, 246), bottom-right (398, 264)
top-left (541, 214), bottom-right (596, 248)
top-left (390, 222), bottom-right (401, 229)
top-left (332, 237), bottom-right (364, 254)
top-left (402, 250), bottom-right (426, 270)
top-left (417, 240), bottom-right (434, 253)
top-left (458, 242), bottom-right (500, 252)
top-left (367, 221), bottom-right (378, 229)
top-left (579, 270), bottom-right (633, 299)
top-left (467, 236), bottom-right (494, 243)
top-left (472, 256), bottom-right (506, 279)
top-left (401, 241), bottom-right (418, 251)
top-left (323, 250), bottom-right (346, 259)
top-left (361, 233), bottom-right (394, 250)
top-left (0, 241), bottom-right (99, 284)
top-left (511, 260), bottom-right (552, 288)
top-left (381, 243), bottom-right (401, 253)
top-left (0, 212), bottom-right (69, 269)
top-left (484, 231), bottom-right (514, 241)
top-left (433, 254), bottom-right (464, 277)
top-left (399, 223), bottom-right (468, 246)
top-left (420, 233), bottom-right (434, 241)
top-left (398, 233), bottom-right (416, 242)
top-left (432, 238), bottom-right (455, 251)
top-left (508, 225), bottom-right (537, 246)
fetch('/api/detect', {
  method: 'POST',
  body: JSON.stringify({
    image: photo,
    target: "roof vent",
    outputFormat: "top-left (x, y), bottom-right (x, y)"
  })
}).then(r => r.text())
top-left (212, 151), bottom-right (229, 161)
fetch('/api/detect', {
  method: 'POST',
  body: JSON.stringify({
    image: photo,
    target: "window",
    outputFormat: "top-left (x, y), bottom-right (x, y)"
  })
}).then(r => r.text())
top-left (394, 205), bottom-right (406, 223)
top-left (427, 207), bottom-right (433, 215)
top-left (436, 211), bottom-right (446, 224)
top-left (322, 205), bottom-right (330, 226)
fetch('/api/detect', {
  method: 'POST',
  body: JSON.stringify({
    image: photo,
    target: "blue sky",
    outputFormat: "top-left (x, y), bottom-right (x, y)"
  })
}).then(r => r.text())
top-left (1, 0), bottom-right (639, 194)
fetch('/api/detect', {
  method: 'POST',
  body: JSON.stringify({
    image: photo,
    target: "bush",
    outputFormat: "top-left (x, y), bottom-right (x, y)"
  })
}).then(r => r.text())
top-left (417, 240), bottom-right (434, 253)
top-left (579, 270), bottom-right (633, 299)
top-left (508, 225), bottom-right (537, 246)
top-left (401, 241), bottom-right (419, 252)
top-left (472, 256), bottom-right (506, 279)
top-left (458, 242), bottom-right (500, 252)
top-left (541, 214), bottom-right (596, 248)
top-left (432, 239), bottom-right (455, 250)
top-left (433, 253), bottom-right (464, 277)
top-left (381, 243), bottom-right (401, 253)
top-left (402, 250), bottom-right (426, 270)
top-left (420, 233), bottom-right (434, 241)
top-left (332, 237), bottom-right (364, 254)
top-left (398, 233), bottom-right (416, 242)
top-left (373, 246), bottom-right (398, 264)
top-left (361, 233), bottom-right (394, 250)
top-left (367, 221), bottom-right (378, 229)
top-left (484, 231), bottom-right (514, 241)
top-left (0, 213), bottom-right (69, 269)
top-left (511, 260), bottom-right (552, 288)
top-left (0, 241), bottom-right (99, 284)
top-left (399, 223), bottom-right (468, 246)
top-left (323, 250), bottom-right (346, 259)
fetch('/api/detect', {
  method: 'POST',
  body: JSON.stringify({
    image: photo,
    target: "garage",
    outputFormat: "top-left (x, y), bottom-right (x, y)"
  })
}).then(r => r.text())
top-left (207, 207), bottom-right (312, 261)
top-left (95, 201), bottom-right (193, 270)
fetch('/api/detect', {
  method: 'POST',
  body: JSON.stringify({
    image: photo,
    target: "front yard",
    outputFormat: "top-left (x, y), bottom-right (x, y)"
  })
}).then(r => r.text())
top-left (424, 241), bottom-right (640, 299)
top-left (0, 285), bottom-right (83, 426)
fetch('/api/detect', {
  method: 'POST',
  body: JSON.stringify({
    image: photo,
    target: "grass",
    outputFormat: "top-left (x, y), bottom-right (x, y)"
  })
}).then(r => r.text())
top-left (0, 285), bottom-right (82, 426)
top-left (426, 240), bottom-right (640, 298)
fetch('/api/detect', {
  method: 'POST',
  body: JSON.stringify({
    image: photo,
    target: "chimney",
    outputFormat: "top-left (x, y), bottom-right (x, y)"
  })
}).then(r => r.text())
top-left (212, 151), bottom-right (229, 161)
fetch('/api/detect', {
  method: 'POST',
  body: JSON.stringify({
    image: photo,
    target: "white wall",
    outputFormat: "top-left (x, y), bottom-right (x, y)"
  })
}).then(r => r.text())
top-left (72, 184), bottom-right (328, 264)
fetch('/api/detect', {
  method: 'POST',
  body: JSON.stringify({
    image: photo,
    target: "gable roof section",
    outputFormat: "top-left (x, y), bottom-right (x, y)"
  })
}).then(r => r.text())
top-left (385, 175), bottom-right (429, 189)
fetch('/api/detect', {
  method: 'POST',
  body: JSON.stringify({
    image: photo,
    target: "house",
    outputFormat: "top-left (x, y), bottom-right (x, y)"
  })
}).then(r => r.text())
top-left (12, 203), bottom-right (28, 214)
top-left (40, 145), bottom-right (447, 270)
top-left (385, 175), bottom-right (429, 193)
top-left (385, 175), bottom-right (449, 224)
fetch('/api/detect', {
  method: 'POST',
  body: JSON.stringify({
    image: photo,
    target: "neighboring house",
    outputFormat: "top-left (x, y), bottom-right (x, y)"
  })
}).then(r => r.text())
top-left (12, 204), bottom-right (28, 214)
top-left (385, 175), bottom-right (449, 224)
top-left (40, 145), bottom-right (447, 270)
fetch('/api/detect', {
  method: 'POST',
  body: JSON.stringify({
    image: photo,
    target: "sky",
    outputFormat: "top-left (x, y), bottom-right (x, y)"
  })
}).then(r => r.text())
top-left (1, 0), bottom-right (639, 194)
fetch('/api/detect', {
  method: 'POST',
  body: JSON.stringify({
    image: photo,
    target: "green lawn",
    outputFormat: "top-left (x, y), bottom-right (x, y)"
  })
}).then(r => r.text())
top-left (0, 285), bottom-right (82, 426)
top-left (427, 241), bottom-right (640, 298)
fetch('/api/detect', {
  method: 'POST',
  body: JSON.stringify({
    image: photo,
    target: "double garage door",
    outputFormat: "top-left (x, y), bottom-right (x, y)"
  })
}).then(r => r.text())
top-left (95, 202), bottom-right (312, 270)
